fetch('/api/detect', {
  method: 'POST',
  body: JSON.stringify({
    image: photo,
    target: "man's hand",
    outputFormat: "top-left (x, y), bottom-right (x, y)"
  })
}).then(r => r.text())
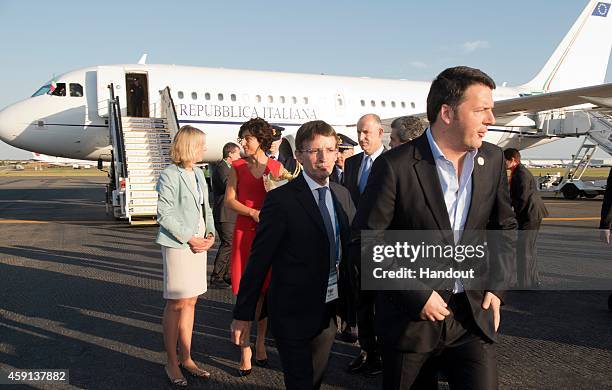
top-left (419, 290), bottom-right (450, 322)
top-left (230, 319), bottom-right (251, 347)
top-left (482, 292), bottom-right (501, 332)
top-left (599, 228), bottom-right (611, 244)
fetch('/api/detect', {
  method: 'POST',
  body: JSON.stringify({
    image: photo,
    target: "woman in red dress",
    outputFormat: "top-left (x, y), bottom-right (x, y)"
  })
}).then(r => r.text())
top-left (225, 118), bottom-right (282, 376)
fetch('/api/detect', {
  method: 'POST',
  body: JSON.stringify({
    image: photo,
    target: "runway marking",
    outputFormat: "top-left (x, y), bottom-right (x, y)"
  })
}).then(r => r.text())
top-left (0, 219), bottom-right (48, 224)
top-left (543, 217), bottom-right (600, 221)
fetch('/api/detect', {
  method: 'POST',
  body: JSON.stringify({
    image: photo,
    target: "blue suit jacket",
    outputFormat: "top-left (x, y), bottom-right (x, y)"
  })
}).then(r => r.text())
top-left (155, 164), bottom-right (215, 248)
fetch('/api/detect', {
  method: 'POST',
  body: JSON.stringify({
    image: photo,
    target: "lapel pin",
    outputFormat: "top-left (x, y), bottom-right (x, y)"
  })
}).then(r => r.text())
top-left (477, 156), bottom-right (485, 166)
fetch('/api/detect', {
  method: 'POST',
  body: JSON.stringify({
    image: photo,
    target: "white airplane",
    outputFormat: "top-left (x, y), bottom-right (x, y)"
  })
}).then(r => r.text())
top-left (0, 0), bottom-right (611, 162)
top-left (30, 152), bottom-right (108, 168)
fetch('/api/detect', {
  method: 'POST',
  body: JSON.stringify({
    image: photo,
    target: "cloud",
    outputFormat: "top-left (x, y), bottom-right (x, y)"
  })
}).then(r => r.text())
top-left (409, 61), bottom-right (428, 69)
top-left (462, 40), bottom-right (490, 53)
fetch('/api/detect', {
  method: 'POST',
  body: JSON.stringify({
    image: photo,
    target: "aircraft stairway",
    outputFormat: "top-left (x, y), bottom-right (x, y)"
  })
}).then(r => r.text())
top-left (587, 111), bottom-right (612, 156)
top-left (121, 116), bottom-right (172, 224)
top-left (106, 86), bottom-right (178, 225)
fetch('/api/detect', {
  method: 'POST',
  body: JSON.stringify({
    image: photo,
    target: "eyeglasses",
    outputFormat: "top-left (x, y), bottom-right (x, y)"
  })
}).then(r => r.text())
top-left (237, 135), bottom-right (252, 143)
top-left (297, 148), bottom-right (339, 156)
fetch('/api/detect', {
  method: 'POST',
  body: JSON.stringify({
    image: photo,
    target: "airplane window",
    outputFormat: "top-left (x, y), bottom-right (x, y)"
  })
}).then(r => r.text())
top-left (401, 101), bottom-right (406, 108)
top-left (381, 101), bottom-right (386, 107)
top-left (178, 91), bottom-right (184, 99)
top-left (205, 92), bottom-right (211, 100)
top-left (32, 84), bottom-right (52, 97)
top-left (191, 92), bottom-right (197, 100)
top-left (371, 100), bottom-right (376, 107)
top-left (69, 83), bottom-right (83, 97)
top-left (360, 99), bottom-right (365, 107)
top-left (51, 83), bottom-right (66, 96)
top-left (411, 102), bottom-right (416, 108)
top-left (231, 94), bottom-right (237, 102)
top-left (303, 97), bottom-right (308, 105)
top-left (280, 96), bottom-right (285, 104)
top-left (218, 93), bottom-right (224, 101)
top-left (391, 101), bottom-right (396, 108)
top-left (268, 95), bottom-right (273, 103)
top-left (292, 96), bottom-right (297, 104)
top-left (256, 95), bottom-right (262, 103)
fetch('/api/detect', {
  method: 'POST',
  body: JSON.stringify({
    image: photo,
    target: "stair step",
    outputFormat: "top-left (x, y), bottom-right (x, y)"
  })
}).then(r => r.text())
top-left (128, 176), bottom-right (158, 184)
top-left (128, 190), bottom-right (158, 199)
top-left (125, 145), bottom-right (170, 157)
top-left (123, 138), bottom-right (172, 148)
top-left (128, 205), bottom-right (158, 215)
top-left (123, 131), bottom-right (171, 138)
top-left (129, 198), bottom-right (158, 206)
top-left (122, 117), bottom-right (166, 123)
top-left (127, 169), bottom-right (163, 177)
top-left (128, 162), bottom-right (170, 170)
top-left (127, 156), bottom-right (171, 163)
top-left (128, 183), bottom-right (157, 191)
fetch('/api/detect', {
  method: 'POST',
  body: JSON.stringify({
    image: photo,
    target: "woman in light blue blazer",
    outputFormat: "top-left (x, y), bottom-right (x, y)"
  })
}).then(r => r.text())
top-left (156, 125), bottom-right (215, 386)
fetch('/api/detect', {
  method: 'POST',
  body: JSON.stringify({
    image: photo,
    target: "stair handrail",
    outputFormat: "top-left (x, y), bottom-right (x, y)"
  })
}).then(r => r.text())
top-left (160, 86), bottom-right (180, 140)
top-left (108, 83), bottom-right (128, 178)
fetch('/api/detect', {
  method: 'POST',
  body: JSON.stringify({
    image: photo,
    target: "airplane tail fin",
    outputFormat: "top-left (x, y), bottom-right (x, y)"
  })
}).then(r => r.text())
top-left (520, 1), bottom-right (612, 93)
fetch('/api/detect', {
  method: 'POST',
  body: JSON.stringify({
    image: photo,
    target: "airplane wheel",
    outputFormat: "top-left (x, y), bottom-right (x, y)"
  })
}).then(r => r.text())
top-left (561, 184), bottom-right (579, 200)
top-left (584, 193), bottom-right (597, 199)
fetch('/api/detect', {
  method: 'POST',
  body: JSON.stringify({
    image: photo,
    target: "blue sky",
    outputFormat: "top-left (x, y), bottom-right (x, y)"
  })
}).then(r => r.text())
top-left (0, 0), bottom-right (610, 159)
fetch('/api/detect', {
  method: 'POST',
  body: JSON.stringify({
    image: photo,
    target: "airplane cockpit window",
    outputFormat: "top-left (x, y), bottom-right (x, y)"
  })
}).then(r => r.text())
top-left (51, 83), bottom-right (66, 96)
top-left (32, 84), bottom-right (52, 97)
top-left (70, 83), bottom-right (83, 97)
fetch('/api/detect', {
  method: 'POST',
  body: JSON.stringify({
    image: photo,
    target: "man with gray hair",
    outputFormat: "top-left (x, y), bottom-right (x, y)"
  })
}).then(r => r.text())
top-left (343, 113), bottom-right (386, 376)
top-left (389, 116), bottom-right (425, 148)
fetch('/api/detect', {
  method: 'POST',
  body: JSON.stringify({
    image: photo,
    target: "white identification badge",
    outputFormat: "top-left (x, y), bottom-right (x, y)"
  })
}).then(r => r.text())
top-left (326, 270), bottom-right (339, 303)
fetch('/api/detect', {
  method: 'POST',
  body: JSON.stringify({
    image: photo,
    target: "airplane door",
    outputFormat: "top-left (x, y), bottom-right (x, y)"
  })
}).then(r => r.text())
top-left (97, 65), bottom-right (126, 117)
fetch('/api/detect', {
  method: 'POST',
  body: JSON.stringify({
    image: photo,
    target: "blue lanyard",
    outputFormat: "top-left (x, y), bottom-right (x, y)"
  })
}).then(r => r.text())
top-left (333, 208), bottom-right (341, 266)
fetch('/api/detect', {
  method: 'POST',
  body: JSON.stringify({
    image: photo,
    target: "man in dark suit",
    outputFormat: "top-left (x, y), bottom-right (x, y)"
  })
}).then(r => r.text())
top-left (504, 148), bottom-right (549, 288)
top-left (330, 133), bottom-right (357, 185)
top-left (231, 120), bottom-right (356, 389)
top-left (343, 113), bottom-right (386, 376)
top-left (352, 66), bottom-right (517, 389)
top-left (209, 142), bottom-right (240, 288)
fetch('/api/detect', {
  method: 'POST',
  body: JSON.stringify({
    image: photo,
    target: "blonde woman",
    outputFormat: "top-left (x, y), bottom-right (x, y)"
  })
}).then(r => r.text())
top-left (156, 125), bottom-right (215, 386)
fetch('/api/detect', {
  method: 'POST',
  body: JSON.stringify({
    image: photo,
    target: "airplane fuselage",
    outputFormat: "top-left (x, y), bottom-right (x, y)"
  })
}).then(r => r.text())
top-left (0, 64), bottom-right (534, 162)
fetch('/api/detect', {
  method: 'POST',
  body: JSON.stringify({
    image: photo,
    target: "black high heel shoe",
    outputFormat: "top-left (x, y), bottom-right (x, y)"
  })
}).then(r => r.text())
top-left (254, 358), bottom-right (268, 367)
top-left (238, 367), bottom-right (252, 377)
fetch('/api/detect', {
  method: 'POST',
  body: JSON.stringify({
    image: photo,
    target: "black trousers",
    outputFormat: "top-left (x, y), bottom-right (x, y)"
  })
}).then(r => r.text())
top-left (382, 293), bottom-right (498, 390)
top-left (357, 292), bottom-right (378, 354)
top-left (517, 223), bottom-right (541, 288)
top-left (210, 220), bottom-right (234, 283)
top-left (275, 315), bottom-right (337, 390)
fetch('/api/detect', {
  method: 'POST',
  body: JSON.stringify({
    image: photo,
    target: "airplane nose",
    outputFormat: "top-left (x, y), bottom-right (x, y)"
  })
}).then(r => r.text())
top-left (0, 103), bottom-right (25, 145)
top-left (0, 108), bottom-right (17, 143)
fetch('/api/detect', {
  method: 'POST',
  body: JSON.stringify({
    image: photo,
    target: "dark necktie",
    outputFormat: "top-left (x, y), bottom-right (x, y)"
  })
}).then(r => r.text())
top-left (316, 187), bottom-right (336, 271)
top-left (358, 155), bottom-right (372, 194)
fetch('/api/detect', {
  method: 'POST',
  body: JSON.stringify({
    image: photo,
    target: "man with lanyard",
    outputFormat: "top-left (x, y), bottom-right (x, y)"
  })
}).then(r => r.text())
top-left (231, 120), bottom-right (356, 389)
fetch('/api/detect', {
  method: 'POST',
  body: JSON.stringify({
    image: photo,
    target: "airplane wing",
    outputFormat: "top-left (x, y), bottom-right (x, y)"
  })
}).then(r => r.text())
top-left (492, 82), bottom-right (612, 117)
top-left (379, 82), bottom-right (612, 129)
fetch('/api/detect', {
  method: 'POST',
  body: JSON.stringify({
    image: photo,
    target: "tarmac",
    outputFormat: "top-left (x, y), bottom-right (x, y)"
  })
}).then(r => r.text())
top-left (0, 176), bottom-right (610, 389)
